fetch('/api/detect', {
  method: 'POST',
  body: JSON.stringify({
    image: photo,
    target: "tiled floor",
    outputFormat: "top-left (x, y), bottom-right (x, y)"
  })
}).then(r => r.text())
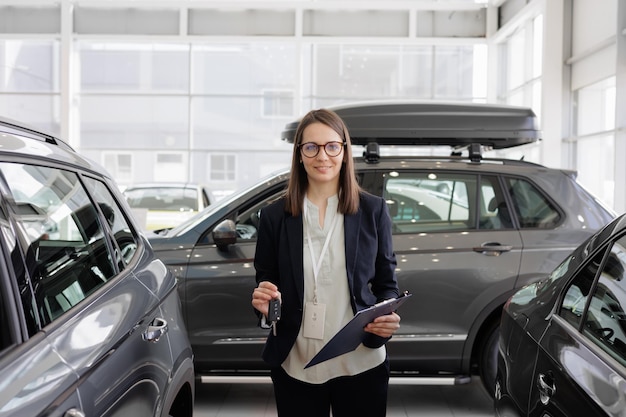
top-left (193, 377), bottom-right (494, 416)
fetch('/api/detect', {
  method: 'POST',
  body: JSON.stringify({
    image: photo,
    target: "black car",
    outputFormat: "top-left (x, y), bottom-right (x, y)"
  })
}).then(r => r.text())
top-left (495, 212), bottom-right (626, 416)
top-left (0, 118), bottom-right (195, 416)
top-left (148, 101), bottom-right (615, 395)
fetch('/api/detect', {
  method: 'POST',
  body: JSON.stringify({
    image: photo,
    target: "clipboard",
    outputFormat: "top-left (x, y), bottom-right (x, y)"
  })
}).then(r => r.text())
top-left (304, 292), bottom-right (412, 369)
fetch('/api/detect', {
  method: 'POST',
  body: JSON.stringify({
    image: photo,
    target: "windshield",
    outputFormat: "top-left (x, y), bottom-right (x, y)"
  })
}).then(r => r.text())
top-left (125, 187), bottom-right (199, 211)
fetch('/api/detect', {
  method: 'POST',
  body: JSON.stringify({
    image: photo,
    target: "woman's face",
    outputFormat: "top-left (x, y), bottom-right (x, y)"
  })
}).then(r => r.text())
top-left (300, 122), bottom-right (344, 188)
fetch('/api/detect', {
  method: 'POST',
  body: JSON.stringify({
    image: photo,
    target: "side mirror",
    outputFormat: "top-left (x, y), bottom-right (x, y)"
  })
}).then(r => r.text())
top-left (213, 219), bottom-right (237, 251)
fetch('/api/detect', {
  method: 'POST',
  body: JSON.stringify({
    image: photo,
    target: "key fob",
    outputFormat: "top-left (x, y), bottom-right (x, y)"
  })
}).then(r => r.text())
top-left (268, 298), bottom-right (281, 323)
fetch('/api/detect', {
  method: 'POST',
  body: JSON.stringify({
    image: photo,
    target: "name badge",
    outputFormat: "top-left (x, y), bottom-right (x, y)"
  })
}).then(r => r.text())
top-left (303, 302), bottom-right (325, 340)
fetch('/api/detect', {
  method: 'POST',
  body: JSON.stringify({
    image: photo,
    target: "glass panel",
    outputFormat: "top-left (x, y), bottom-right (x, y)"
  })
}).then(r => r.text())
top-left (312, 44), bottom-right (478, 100)
top-left (154, 153), bottom-right (186, 182)
top-left (384, 172), bottom-right (473, 233)
top-left (504, 177), bottom-right (561, 229)
top-left (575, 77), bottom-right (616, 136)
top-left (124, 185), bottom-right (199, 211)
top-left (560, 250), bottom-right (605, 329)
top-left (192, 43), bottom-right (297, 95)
top-left (103, 153), bottom-right (132, 184)
top-left (83, 177), bottom-right (138, 267)
top-left (506, 28), bottom-right (525, 90)
top-left (584, 237), bottom-right (626, 366)
top-left (80, 95), bottom-right (189, 149)
top-left (480, 176), bottom-right (512, 229)
top-left (0, 40), bottom-right (59, 92)
top-left (79, 42), bottom-right (190, 93)
top-left (532, 15), bottom-right (543, 78)
top-left (191, 96), bottom-right (291, 150)
top-left (0, 162), bottom-right (116, 326)
top-left (576, 134), bottom-right (614, 209)
top-left (0, 94), bottom-right (60, 136)
top-left (434, 45), bottom-right (481, 99)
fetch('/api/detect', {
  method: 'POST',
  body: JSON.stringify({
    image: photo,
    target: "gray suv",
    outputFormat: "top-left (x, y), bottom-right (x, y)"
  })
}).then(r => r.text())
top-left (148, 102), bottom-right (615, 395)
top-left (0, 119), bottom-right (194, 416)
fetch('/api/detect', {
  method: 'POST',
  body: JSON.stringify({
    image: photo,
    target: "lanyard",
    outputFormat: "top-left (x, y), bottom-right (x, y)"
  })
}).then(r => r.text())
top-left (303, 200), bottom-right (339, 304)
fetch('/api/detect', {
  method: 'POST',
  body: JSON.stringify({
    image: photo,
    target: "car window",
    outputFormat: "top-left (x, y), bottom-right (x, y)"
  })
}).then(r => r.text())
top-left (0, 162), bottom-right (118, 326)
top-left (582, 236), bottom-right (626, 366)
top-left (234, 190), bottom-right (284, 241)
top-left (480, 175), bottom-right (512, 229)
top-left (83, 177), bottom-right (138, 267)
top-left (0, 276), bottom-right (9, 352)
top-left (384, 172), bottom-right (472, 233)
top-left (504, 177), bottom-right (561, 229)
top-left (560, 250), bottom-right (606, 329)
top-left (384, 172), bottom-right (506, 233)
top-left (198, 187), bottom-right (284, 245)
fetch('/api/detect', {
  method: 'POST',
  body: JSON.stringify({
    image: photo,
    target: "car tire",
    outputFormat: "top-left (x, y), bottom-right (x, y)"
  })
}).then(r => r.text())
top-left (478, 320), bottom-right (499, 397)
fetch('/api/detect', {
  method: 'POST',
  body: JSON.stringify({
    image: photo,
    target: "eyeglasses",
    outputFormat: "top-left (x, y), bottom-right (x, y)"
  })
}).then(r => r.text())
top-left (299, 141), bottom-right (346, 158)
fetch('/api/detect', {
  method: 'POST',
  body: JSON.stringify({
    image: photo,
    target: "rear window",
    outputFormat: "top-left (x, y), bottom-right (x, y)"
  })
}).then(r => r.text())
top-left (504, 177), bottom-right (561, 228)
top-left (124, 187), bottom-right (199, 211)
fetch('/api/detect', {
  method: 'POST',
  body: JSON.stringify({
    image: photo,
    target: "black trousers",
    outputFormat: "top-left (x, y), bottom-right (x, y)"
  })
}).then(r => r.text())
top-left (270, 359), bottom-right (390, 417)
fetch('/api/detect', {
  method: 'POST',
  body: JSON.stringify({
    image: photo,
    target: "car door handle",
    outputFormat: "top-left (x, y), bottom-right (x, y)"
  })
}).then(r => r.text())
top-left (537, 373), bottom-right (556, 405)
top-left (472, 242), bottom-right (513, 256)
top-left (142, 318), bottom-right (168, 342)
top-left (64, 409), bottom-right (86, 417)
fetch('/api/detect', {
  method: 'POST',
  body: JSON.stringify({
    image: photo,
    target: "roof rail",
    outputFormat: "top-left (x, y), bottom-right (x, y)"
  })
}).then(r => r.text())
top-left (0, 116), bottom-right (72, 150)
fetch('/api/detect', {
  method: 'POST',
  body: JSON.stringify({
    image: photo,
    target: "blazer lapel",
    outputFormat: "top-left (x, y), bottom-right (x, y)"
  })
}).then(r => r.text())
top-left (344, 209), bottom-right (361, 293)
top-left (285, 213), bottom-right (304, 308)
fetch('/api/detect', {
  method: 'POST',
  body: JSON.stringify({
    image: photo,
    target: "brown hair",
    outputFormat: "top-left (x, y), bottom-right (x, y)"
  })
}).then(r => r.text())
top-left (284, 108), bottom-right (361, 216)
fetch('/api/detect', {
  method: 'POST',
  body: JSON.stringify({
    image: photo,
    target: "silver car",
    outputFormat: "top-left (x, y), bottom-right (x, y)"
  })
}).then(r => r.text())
top-left (0, 118), bottom-right (195, 417)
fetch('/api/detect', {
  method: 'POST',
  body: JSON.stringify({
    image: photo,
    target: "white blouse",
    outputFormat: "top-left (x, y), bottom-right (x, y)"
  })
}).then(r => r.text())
top-left (281, 195), bottom-right (385, 384)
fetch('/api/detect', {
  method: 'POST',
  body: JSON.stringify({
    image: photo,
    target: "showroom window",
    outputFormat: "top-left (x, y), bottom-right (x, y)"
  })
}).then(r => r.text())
top-left (0, 40), bottom-right (60, 135)
top-left (573, 77), bottom-right (616, 209)
top-left (262, 90), bottom-right (295, 118)
top-left (155, 153), bottom-right (186, 182)
top-left (308, 44), bottom-right (487, 107)
top-left (494, 14), bottom-right (543, 164)
top-left (1, 20), bottom-right (491, 196)
top-left (103, 153), bottom-right (132, 185)
top-left (499, 14), bottom-right (543, 113)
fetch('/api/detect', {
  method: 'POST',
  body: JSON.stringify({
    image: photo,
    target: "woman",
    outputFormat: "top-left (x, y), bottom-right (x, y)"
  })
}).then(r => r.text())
top-left (251, 108), bottom-right (401, 417)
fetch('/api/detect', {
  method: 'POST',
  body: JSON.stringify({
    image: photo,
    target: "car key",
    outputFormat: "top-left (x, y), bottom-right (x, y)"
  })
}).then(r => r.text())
top-left (268, 298), bottom-right (281, 336)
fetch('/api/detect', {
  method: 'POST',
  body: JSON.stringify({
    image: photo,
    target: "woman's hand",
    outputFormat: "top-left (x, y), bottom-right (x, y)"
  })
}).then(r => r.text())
top-left (252, 281), bottom-right (281, 317)
top-left (364, 312), bottom-right (401, 338)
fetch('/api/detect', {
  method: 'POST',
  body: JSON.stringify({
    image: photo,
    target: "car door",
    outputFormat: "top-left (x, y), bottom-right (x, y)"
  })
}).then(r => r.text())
top-left (63, 175), bottom-right (174, 417)
top-left (528, 237), bottom-right (626, 416)
top-left (182, 182), bottom-right (288, 370)
top-left (0, 163), bottom-right (172, 417)
top-left (369, 170), bottom-right (523, 373)
top-left (0, 204), bottom-right (83, 417)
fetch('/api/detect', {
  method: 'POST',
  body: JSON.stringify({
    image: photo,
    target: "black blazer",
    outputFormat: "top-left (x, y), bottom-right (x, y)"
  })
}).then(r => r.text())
top-left (254, 191), bottom-right (399, 367)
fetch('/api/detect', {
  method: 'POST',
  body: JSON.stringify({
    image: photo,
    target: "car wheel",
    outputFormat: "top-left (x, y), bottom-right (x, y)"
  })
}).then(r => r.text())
top-left (478, 320), bottom-right (499, 397)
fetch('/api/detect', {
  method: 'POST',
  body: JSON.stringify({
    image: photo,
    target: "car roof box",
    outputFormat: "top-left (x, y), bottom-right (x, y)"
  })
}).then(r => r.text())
top-left (281, 101), bottom-right (540, 149)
